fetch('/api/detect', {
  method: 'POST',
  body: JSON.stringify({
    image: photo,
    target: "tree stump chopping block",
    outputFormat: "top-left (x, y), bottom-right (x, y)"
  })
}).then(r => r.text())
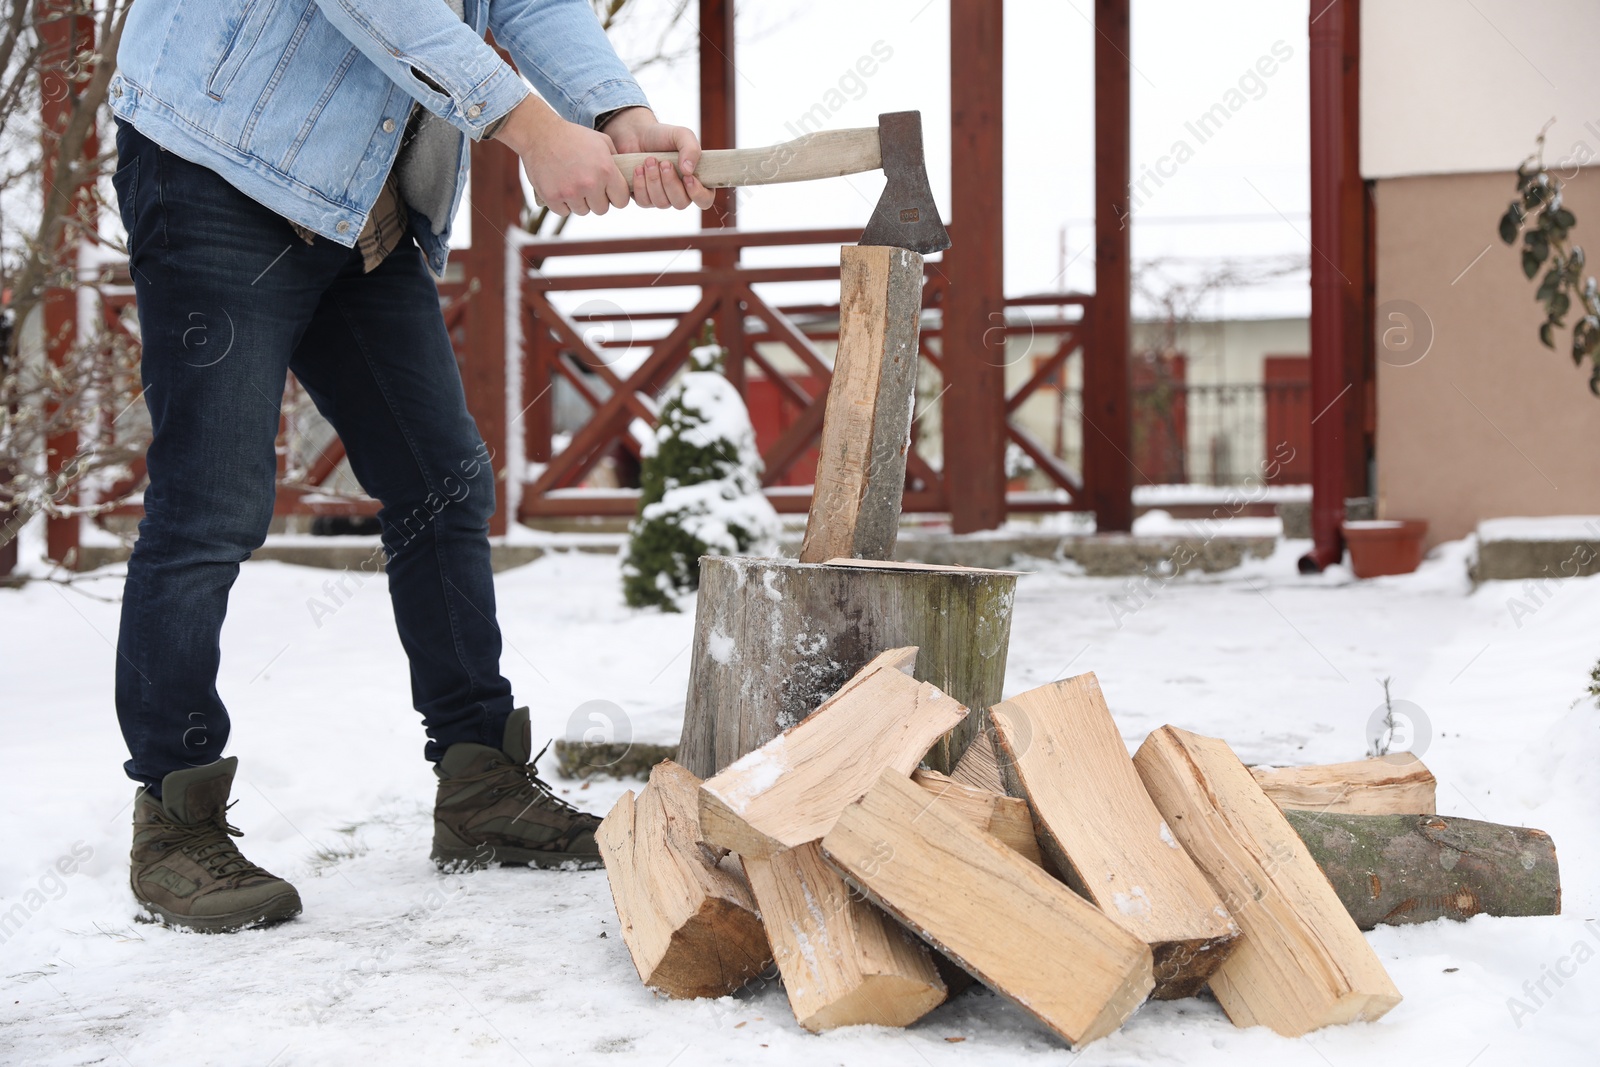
top-left (679, 556), bottom-right (1017, 778)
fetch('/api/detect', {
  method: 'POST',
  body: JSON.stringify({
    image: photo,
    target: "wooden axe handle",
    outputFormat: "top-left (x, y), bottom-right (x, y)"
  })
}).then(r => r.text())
top-left (531, 127), bottom-right (881, 208)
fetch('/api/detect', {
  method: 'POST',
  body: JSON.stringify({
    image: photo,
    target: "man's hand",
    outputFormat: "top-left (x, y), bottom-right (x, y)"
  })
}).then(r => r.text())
top-left (599, 106), bottom-right (715, 211)
top-left (494, 94), bottom-right (628, 217)
top-left (495, 98), bottom-right (713, 216)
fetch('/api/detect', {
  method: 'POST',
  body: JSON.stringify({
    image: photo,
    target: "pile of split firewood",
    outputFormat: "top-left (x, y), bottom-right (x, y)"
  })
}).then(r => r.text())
top-left (594, 653), bottom-right (1560, 1047)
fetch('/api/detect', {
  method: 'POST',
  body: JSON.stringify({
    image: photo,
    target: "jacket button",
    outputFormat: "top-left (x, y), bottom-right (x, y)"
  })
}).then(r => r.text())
top-left (383, 118), bottom-right (396, 133)
top-left (466, 104), bottom-right (482, 119)
top-left (336, 220), bottom-right (351, 234)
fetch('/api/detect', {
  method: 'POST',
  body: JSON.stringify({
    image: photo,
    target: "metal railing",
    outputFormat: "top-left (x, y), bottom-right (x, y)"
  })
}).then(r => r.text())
top-left (1019, 380), bottom-right (1311, 489)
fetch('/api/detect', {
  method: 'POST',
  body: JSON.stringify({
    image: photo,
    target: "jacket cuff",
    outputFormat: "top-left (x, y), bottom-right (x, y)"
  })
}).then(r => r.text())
top-left (569, 78), bottom-right (650, 131)
top-left (458, 61), bottom-right (534, 139)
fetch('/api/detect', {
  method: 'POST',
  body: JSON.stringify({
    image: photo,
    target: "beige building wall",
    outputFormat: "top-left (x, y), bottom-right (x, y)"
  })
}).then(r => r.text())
top-left (1374, 168), bottom-right (1600, 544)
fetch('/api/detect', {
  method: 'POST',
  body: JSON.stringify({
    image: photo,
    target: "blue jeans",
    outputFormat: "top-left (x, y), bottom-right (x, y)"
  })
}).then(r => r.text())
top-left (112, 120), bottom-right (514, 792)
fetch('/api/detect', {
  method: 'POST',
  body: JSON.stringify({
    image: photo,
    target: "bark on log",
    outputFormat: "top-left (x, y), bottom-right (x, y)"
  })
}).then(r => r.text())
top-left (1285, 810), bottom-right (1561, 930)
top-left (679, 556), bottom-right (1016, 777)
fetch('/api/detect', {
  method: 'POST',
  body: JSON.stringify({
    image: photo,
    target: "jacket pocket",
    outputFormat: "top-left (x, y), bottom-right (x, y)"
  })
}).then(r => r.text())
top-left (206, 0), bottom-right (275, 101)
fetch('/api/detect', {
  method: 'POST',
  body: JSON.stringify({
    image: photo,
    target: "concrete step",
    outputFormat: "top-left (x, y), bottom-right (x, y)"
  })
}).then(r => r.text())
top-left (1473, 516), bottom-right (1600, 581)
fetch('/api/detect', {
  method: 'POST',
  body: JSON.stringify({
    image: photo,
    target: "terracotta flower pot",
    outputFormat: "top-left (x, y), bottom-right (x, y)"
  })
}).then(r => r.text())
top-left (1341, 519), bottom-right (1429, 578)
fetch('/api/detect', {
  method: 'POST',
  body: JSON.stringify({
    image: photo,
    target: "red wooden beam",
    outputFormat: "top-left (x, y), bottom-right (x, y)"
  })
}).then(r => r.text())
top-left (461, 133), bottom-right (520, 536)
top-left (699, 0), bottom-right (744, 391)
top-left (524, 291), bottom-right (719, 499)
top-left (519, 488), bottom-right (951, 518)
top-left (1085, 0), bottom-right (1134, 533)
top-left (943, 0), bottom-right (1008, 533)
top-left (1006, 331), bottom-right (1082, 414)
top-left (518, 226), bottom-right (863, 259)
top-left (699, 0), bottom-right (738, 231)
top-left (1302, 0), bottom-right (1369, 572)
top-left (522, 306), bottom-right (554, 464)
top-left (523, 264), bottom-right (842, 291)
top-left (37, 2), bottom-right (97, 567)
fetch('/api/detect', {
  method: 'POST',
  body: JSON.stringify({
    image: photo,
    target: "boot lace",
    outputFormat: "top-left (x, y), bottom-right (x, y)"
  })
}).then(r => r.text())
top-left (156, 802), bottom-right (271, 882)
top-left (457, 740), bottom-right (591, 820)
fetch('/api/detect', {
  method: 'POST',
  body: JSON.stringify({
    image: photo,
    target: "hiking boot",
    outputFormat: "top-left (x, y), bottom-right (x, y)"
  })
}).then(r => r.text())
top-left (431, 707), bottom-right (602, 871)
top-left (130, 757), bottom-right (302, 933)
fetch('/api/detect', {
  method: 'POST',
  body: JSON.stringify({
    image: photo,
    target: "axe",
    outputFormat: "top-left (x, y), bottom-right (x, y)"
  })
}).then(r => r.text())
top-left (533, 111), bottom-right (951, 255)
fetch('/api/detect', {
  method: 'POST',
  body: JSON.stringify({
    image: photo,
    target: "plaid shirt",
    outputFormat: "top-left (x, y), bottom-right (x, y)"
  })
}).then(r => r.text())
top-left (290, 103), bottom-right (517, 272)
top-left (289, 103), bottom-right (614, 272)
top-left (289, 114), bottom-right (416, 273)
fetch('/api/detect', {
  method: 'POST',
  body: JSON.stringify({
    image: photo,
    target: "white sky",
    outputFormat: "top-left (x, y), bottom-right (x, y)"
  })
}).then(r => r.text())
top-left (542, 0), bottom-right (1313, 320)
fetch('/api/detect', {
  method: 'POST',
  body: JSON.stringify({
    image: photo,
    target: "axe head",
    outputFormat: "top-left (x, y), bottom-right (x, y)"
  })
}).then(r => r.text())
top-left (859, 111), bottom-right (951, 255)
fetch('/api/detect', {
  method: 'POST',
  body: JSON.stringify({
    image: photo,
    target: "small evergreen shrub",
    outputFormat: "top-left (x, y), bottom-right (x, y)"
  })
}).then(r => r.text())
top-left (621, 332), bottom-right (779, 610)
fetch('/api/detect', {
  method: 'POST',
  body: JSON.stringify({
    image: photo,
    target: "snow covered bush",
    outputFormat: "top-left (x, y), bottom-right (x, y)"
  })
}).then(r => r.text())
top-left (621, 333), bottom-right (779, 610)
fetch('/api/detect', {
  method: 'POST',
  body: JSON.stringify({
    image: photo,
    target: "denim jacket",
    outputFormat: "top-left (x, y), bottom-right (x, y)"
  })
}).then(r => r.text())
top-left (109, 0), bottom-right (648, 273)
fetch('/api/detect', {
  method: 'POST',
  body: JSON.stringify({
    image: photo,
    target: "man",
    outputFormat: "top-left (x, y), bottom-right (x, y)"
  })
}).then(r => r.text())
top-left (107, 0), bottom-right (710, 933)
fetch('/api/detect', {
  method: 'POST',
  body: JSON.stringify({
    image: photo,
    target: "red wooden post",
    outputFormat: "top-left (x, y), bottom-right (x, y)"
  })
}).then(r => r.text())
top-left (699, 0), bottom-right (741, 389)
top-left (462, 137), bottom-right (521, 537)
top-left (1302, 0), bottom-right (1370, 571)
top-left (1085, 0), bottom-right (1134, 533)
top-left (943, 0), bottom-right (1007, 533)
top-left (523, 305), bottom-right (553, 466)
top-left (37, 2), bottom-right (97, 567)
top-left (1341, 2), bottom-right (1375, 519)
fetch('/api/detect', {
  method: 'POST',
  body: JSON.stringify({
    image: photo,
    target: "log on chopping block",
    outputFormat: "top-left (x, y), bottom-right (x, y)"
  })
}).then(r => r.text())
top-left (698, 649), bottom-right (967, 859)
top-left (1133, 726), bottom-right (1403, 1036)
top-left (1284, 809), bottom-right (1561, 929)
top-left (911, 768), bottom-right (1043, 866)
top-left (1252, 753), bottom-right (1437, 815)
top-left (990, 675), bottom-right (1238, 999)
top-left (822, 770), bottom-right (1155, 1048)
top-left (679, 557), bottom-right (1016, 778)
top-left (742, 841), bottom-right (946, 1032)
top-left (594, 761), bottom-right (771, 999)
top-left (797, 244), bottom-right (924, 565)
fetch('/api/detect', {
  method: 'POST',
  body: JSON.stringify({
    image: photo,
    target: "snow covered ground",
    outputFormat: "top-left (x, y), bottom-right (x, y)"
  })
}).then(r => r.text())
top-left (2, 539), bottom-right (1596, 1065)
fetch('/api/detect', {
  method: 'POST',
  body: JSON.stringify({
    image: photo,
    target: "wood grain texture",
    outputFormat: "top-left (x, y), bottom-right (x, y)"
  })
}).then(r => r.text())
top-left (698, 652), bottom-right (967, 858)
top-left (594, 761), bottom-right (770, 998)
top-left (822, 770), bottom-right (1155, 1048)
top-left (1285, 809), bottom-right (1561, 929)
top-left (679, 557), bottom-right (1015, 778)
top-left (1133, 726), bottom-right (1403, 1036)
top-left (991, 675), bottom-right (1237, 998)
top-left (742, 841), bottom-right (946, 1032)
top-left (949, 729), bottom-right (1005, 794)
top-left (1252, 753), bottom-right (1437, 815)
top-left (798, 245), bottom-right (925, 564)
top-left (911, 768), bottom-right (1042, 866)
